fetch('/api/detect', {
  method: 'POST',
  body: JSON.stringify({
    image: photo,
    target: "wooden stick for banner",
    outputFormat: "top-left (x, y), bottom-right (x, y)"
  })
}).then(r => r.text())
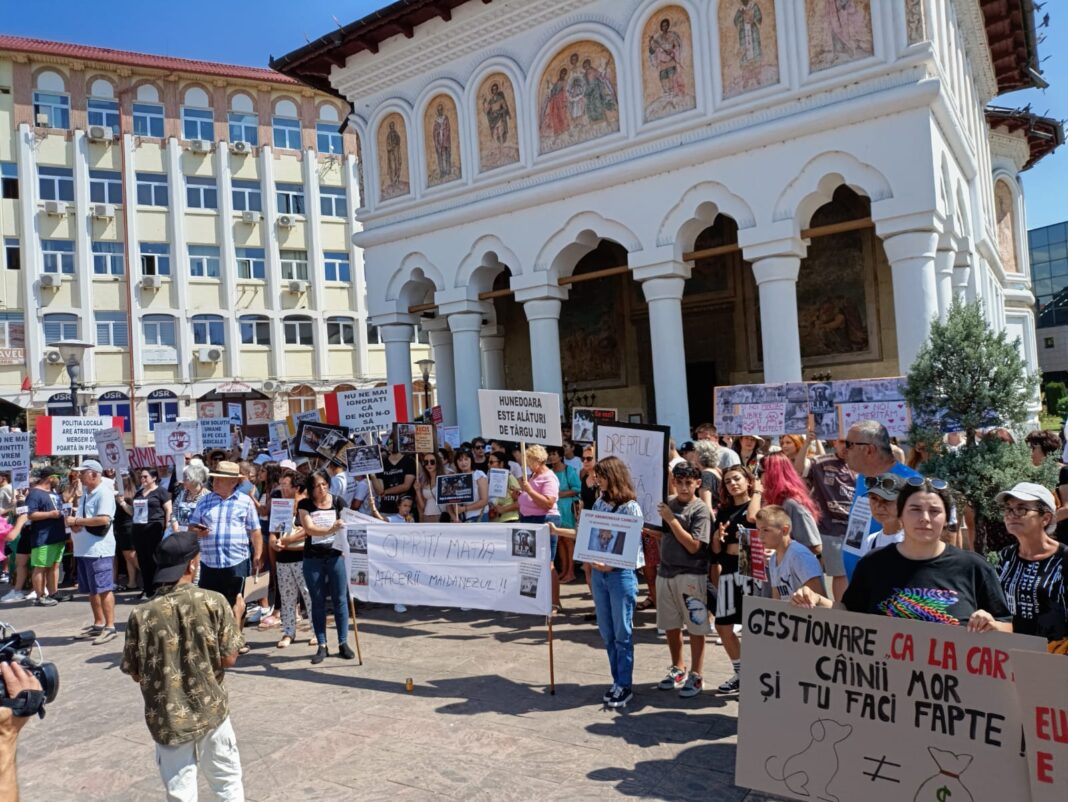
top-left (521, 441), bottom-right (528, 477)
top-left (348, 595), bottom-right (363, 665)
top-left (547, 615), bottom-right (556, 695)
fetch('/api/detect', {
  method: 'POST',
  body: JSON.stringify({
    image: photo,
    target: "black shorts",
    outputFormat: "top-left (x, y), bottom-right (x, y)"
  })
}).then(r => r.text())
top-left (16, 531), bottom-right (33, 556)
top-left (114, 524), bottom-right (134, 553)
top-left (198, 559), bottom-right (249, 606)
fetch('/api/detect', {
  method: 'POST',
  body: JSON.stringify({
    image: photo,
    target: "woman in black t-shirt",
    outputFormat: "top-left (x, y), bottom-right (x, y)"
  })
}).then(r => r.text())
top-left (793, 478), bottom-right (1011, 631)
top-left (711, 465), bottom-right (755, 693)
top-left (132, 467), bottom-right (172, 598)
top-left (270, 469), bottom-right (314, 649)
top-left (297, 469), bottom-right (355, 664)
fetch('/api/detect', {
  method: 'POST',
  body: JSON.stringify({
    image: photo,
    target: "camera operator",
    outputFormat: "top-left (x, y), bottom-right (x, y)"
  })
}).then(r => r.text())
top-left (0, 660), bottom-right (43, 802)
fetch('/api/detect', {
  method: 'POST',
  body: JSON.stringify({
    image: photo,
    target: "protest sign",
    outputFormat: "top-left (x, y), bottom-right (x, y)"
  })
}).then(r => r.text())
top-left (839, 401), bottom-right (911, 439)
top-left (154, 421), bottom-right (203, 457)
top-left (571, 407), bottom-right (616, 443)
top-left (438, 425), bottom-right (461, 449)
top-left (431, 405), bottom-right (443, 425)
top-left (35, 416), bottom-right (125, 456)
top-left (294, 421), bottom-right (348, 461)
top-left (0, 432), bottom-right (31, 471)
top-left (348, 522), bottom-right (551, 616)
top-left (93, 428), bottom-right (129, 473)
top-left (346, 444), bottom-right (383, 476)
top-left (737, 403), bottom-right (786, 436)
top-left (245, 398), bottom-right (272, 426)
top-left (1011, 649), bottom-right (1068, 802)
top-left (199, 419), bottom-right (232, 450)
top-left (594, 421), bottom-right (669, 529)
top-left (487, 468), bottom-right (510, 499)
top-left (573, 509), bottom-right (644, 570)
top-left (197, 401), bottom-right (224, 419)
top-left (736, 597), bottom-right (1046, 802)
top-left (393, 422), bottom-right (434, 454)
top-left (227, 403), bottom-right (243, 425)
top-left (268, 442), bottom-right (290, 463)
top-left (128, 446), bottom-right (172, 468)
top-left (325, 386), bottom-right (397, 433)
top-left (737, 525), bottom-right (767, 582)
top-left (267, 420), bottom-right (289, 446)
top-left (286, 408), bottom-right (324, 435)
top-left (268, 498), bottom-right (296, 535)
top-left (478, 389), bottom-right (562, 446)
top-left (436, 473), bottom-right (475, 505)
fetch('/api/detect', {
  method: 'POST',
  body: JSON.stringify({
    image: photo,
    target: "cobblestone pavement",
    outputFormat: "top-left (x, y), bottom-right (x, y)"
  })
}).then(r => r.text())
top-left (5, 579), bottom-right (785, 801)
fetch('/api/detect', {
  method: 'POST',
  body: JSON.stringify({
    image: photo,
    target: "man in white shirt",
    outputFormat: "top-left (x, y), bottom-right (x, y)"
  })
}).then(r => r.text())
top-left (67, 460), bottom-right (118, 644)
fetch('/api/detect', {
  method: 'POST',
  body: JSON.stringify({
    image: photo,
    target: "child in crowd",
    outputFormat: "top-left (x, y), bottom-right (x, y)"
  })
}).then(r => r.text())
top-left (756, 506), bottom-right (825, 600)
top-left (861, 472), bottom-right (905, 556)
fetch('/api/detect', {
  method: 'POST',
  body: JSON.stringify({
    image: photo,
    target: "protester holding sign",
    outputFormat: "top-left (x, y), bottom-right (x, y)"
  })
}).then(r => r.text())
top-left (711, 465), bottom-right (756, 694)
top-left (297, 470), bottom-right (355, 664)
top-left (451, 448), bottom-right (489, 523)
top-left (24, 466), bottom-right (67, 607)
top-left (373, 442), bottom-right (416, 516)
top-left (414, 452), bottom-right (444, 523)
top-left (132, 468), bottom-right (173, 598)
top-left (733, 435), bottom-right (763, 472)
top-left (172, 464), bottom-right (211, 533)
top-left (68, 461), bottom-right (118, 644)
top-left (269, 470), bottom-right (313, 649)
top-left (793, 478), bottom-right (1012, 630)
top-left (757, 506), bottom-right (825, 600)
top-left (487, 451), bottom-right (520, 523)
top-left (547, 446), bottom-right (580, 584)
top-left (516, 445), bottom-right (562, 609)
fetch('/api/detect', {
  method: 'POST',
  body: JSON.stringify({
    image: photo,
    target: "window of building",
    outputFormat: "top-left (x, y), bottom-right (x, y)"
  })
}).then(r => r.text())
top-left (140, 242), bottom-right (171, 276)
top-left (1, 163), bottom-right (17, 199)
top-left (38, 166), bottom-right (74, 202)
top-left (279, 249), bottom-right (308, 281)
top-left (228, 111), bottom-right (258, 145)
top-left (240, 315), bottom-right (271, 345)
top-left (133, 102), bottom-right (165, 137)
top-left (0, 312), bottom-right (25, 350)
top-left (33, 91), bottom-right (70, 129)
top-left (5, 239), bottom-right (20, 271)
top-left (1045, 337), bottom-right (1055, 349)
top-left (236, 247), bottom-right (265, 280)
top-left (232, 180), bottom-right (261, 212)
top-left (316, 122), bottom-right (343, 155)
top-left (283, 316), bottom-right (314, 346)
top-left (193, 314), bottom-right (225, 345)
top-left (89, 170), bottom-right (122, 204)
top-left (319, 186), bottom-right (347, 218)
top-left (186, 176), bottom-right (218, 210)
top-left (276, 183), bottom-right (305, 215)
top-left (288, 384), bottom-right (317, 416)
top-left (189, 245), bottom-right (220, 278)
top-left (92, 241), bottom-right (124, 275)
top-left (95, 311), bottom-right (129, 347)
top-left (98, 391), bottom-right (131, 432)
top-left (43, 313), bottom-right (79, 343)
top-left (366, 323), bottom-right (379, 345)
top-left (323, 251), bottom-right (351, 283)
top-left (136, 172), bottom-right (168, 207)
top-left (272, 116), bottom-right (302, 150)
top-left (147, 389), bottom-right (179, 431)
top-left (87, 98), bottom-right (120, 129)
top-left (142, 314), bottom-right (176, 347)
top-left (41, 239), bottom-right (75, 274)
top-left (327, 316), bottom-right (355, 345)
top-left (182, 106), bottom-right (214, 141)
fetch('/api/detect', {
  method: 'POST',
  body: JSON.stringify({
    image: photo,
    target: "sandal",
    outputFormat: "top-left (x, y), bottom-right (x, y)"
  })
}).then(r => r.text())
top-left (257, 614), bottom-right (281, 631)
top-left (636, 598), bottom-right (656, 611)
top-left (276, 635), bottom-right (292, 649)
top-left (238, 644), bottom-right (251, 655)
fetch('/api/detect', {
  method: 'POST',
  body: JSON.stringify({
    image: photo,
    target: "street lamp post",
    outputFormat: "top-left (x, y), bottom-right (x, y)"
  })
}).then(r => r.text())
top-left (415, 358), bottom-right (435, 418)
top-left (49, 340), bottom-right (95, 416)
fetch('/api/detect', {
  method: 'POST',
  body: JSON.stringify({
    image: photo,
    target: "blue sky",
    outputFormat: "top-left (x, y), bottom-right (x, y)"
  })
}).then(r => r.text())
top-left (3, 1), bottom-right (1065, 228)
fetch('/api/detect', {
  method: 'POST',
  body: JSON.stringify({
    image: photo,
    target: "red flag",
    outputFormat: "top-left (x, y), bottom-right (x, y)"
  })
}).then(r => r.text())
top-left (20, 376), bottom-right (30, 392)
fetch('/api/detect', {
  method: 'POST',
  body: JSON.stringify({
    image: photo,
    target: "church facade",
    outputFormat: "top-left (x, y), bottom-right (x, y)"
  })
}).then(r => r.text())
top-left (275, 0), bottom-right (1061, 441)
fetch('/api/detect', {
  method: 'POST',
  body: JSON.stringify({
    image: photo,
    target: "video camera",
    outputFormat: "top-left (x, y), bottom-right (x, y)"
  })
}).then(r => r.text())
top-left (0, 628), bottom-right (58, 718)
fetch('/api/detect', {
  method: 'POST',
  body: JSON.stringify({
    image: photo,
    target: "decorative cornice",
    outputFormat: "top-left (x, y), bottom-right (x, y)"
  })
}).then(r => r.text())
top-left (988, 131), bottom-right (1031, 172)
top-left (957, 0), bottom-right (998, 102)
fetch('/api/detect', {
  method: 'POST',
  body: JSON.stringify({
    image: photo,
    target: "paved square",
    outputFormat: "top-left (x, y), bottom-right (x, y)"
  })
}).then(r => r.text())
top-left (7, 582), bottom-right (781, 800)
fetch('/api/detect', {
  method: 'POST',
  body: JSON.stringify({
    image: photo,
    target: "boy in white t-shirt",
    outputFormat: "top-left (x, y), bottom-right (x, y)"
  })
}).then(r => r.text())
top-left (861, 472), bottom-right (906, 556)
top-left (756, 506), bottom-right (825, 600)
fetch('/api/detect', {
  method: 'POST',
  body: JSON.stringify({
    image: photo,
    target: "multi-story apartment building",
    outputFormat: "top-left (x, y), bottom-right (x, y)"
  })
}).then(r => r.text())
top-left (0, 35), bottom-right (430, 443)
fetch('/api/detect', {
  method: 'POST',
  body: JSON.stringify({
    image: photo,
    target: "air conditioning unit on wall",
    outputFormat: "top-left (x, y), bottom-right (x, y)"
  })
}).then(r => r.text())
top-left (286, 279), bottom-right (308, 294)
top-left (241, 210), bottom-right (260, 224)
top-left (92, 203), bottom-right (115, 219)
top-left (39, 273), bottom-right (63, 289)
top-left (262, 380), bottom-right (282, 393)
top-left (43, 200), bottom-right (69, 216)
top-left (230, 140), bottom-right (251, 155)
top-left (142, 275), bottom-right (163, 290)
top-left (277, 214), bottom-right (296, 228)
top-left (45, 349), bottom-right (64, 365)
top-left (190, 139), bottom-right (213, 154)
top-left (88, 125), bottom-right (113, 142)
top-left (197, 346), bottom-right (223, 363)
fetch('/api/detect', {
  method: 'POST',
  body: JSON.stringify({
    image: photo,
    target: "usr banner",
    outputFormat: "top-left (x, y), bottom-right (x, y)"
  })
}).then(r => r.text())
top-left (343, 522), bottom-right (551, 616)
top-left (736, 597), bottom-right (1047, 802)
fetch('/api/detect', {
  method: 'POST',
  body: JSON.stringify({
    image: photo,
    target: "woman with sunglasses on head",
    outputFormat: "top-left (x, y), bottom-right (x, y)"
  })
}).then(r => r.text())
top-left (994, 483), bottom-right (1067, 641)
top-left (132, 467), bottom-right (172, 599)
top-left (750, 452), bottom-right (823, 558)
top-left (450, 448), bottom-right (489, 524)
top-left (414, 453), bottom-right (444, 523)
top-left (793, 478), bottom-right (1011, 632)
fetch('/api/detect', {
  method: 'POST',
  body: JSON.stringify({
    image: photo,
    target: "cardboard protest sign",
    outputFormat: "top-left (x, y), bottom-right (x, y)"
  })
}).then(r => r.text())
top-left (35, 416), bottom-right (125, 456)
top-left (393, 422), bottom-right (435, 454)
top-left (838, 401), bottom-right (911, 439)
top-left (346, 444), bottom-right (383, 476)
top-left (736, 597), bottom-right (1046, 802)
top-left (349, 522), bottom-right (551, 616)
top-left (0, 432), bottom-right (31, 471)
top-left (1011, 649), bottom-right (1068, 802)
top-left (438, 425), bottom-right (461, 449)
top-left (594, 421), bottom-right (669, 530)
top-left (94, 428), bottom-right (129, 473)
top-left (294, 421), bottom-right (348, 462)
top-left (198, 419), bottom-right (231, 450)
top-left (436, 473), bottom-right (475, 505)
top-left (487, 468), bottom-right (510, 499)
top-left (737, 403), bottom-right (786, 436)
top-left (268, 498), bottom-right (296, 535)
top-left (478, 389), bottom-right (562, 446)
top-left (154, 421), bottom-right (203, 457)
top-left (267, 420), bottom-right (289, 446)
top-left (268, 442), bottom-right (290, 463)
top-left (571, 407), bottom-right (616, 443)
top-left (573, 508), bottom-right (644, 570)
top-left (325, 386), bottom-right (399, 433)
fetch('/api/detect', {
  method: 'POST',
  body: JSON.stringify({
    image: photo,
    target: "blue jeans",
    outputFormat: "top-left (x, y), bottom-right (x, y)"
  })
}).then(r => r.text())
top-left (302, 553), bottom-right (349, 647)
top-left (590, 568), bottom-right (638, 689)
top-left (520, 514), bottom-right (561, 560)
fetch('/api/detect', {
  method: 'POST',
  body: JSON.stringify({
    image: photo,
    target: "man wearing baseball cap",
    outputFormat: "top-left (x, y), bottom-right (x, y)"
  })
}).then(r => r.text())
top-left (67, 459), bottom-right (118, 644)
top-left (122, 531), bottom-right (245, 799)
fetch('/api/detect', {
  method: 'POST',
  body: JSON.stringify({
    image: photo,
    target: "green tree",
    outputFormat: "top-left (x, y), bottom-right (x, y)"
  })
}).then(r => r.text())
top-left (1045, 381), bottom-right (1066, 415)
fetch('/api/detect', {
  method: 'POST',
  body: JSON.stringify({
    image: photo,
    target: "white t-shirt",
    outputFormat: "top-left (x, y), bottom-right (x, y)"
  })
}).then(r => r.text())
top-left (73, 483), bottom-right (117, 559)
top-left (718, 448), bottom-right (741, 470)
top-left (564, 456), bottom-right (583, 474)
top-left (862, 528), bottom-right (904, 555)
top-left (768, 541), bottom-right (823, 598)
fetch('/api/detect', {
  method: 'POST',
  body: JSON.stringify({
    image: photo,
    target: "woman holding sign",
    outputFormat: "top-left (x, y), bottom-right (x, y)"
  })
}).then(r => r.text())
top-left (132, 468), bottom-right (172, 598)
top-left (298, 469), bottom-right (356, 663)
top-left (551, 456), bottom-right (643, 709)
top-left (515, 445), bottom-right (562, 610)
top-left (450, 448), bottom-right (489, 523)
top-left (414, 453), bottom-right (444, 523)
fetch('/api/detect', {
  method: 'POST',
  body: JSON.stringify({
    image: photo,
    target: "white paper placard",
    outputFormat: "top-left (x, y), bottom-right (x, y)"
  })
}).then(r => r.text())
top-left (154, 421), bottom-right (203, 457)
top-left (1011, 649), bottom-right (1068, 802)
top-left (328, 386), bottom-right (396, 432)
top-left (94, 427), bottom-right (129, 473)
top-left (0, 432), bottom-right (31, 471)
top-left (487, 468), bottom-right (510, 499)
top-left (35, 416), bottom-right (123, 456)
top-left (198, 419), bottom-right (232, 450)
top-left (594, 421), bottom-right (670, 529)
top-left (268, 497), bottom-right (295, 534)
top-left (346, 444), bottom-right (383, 476)
top-left (478, 389), bottom-right (562, 446)
top-left (573, 509), bottom-right (644, 570)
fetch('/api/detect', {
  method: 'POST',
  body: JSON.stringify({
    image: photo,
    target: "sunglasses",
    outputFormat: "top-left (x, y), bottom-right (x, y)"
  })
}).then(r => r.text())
top-left (1000, 504), bottom-right (1042, 518)
top-left (864, 476), bottom-right (901, 494)
top-left (905, 476), bottom-right (949, 491)
top-left (582, 456), bottom-right (595, 462)
top-left (422, 460), bottom-right (436, 466)
top-left (841, 440), bottom-right (871, 450)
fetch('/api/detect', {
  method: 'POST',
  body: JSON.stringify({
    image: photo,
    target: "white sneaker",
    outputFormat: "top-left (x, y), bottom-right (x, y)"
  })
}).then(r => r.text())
top-left (246, 606), bottom-right (264, 624)
top-left (733, 624), bottom-right (743, 636)
top-left (24, 590), bottom-right (38, 602)
top-left (0, 589), bottom-right (25, 603)
top-left (393, 603), bottom-right (407, 613)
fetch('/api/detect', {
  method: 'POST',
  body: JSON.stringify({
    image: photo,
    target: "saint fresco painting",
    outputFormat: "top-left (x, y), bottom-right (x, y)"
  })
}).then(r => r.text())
top-left (995, 181), bottom-right (1019, 274)
top-left (719, 0), bottom-right (781, 98)
top-left (477, 72), bottom-right (520, 172)
top-left (424, 94), bottom-right (462, 188)
top-left (641, 6), bottom-right (696, 122)
top-left (538, 41), bottom-right (620, 154)
top-left (377, 112), bottom-right (410, 201)
top-left (806, 0), bottom-right (874, 72)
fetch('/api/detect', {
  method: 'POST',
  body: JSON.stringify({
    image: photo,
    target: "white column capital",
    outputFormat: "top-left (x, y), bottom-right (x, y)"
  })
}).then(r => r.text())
top-left (446, 311), bottom-right (484, 335)
top-left (751, 255), bottom-right (801, 285)
top-left (523, 298), bottom-right (562, 322)
top-left (739, 231), bottom-right (807, 262)
top-left (420, 316), bottom-right (450, 334)
top-left (881, 229), bottom-right (940, 265)
top-left (369, 312), bottom-right (418, 329)
top-left (873, 209), bottom-right (946, 241)
top-left (632, 259), bottom-right (691, 284)
top-left (378, 323), bottom-right (414, 344)
top-left (481, 333), bottom-right (506, 352)
top-left (641, 276), bottom-right (686, 304)
top-left (511, 272), bottom-right (568, 304)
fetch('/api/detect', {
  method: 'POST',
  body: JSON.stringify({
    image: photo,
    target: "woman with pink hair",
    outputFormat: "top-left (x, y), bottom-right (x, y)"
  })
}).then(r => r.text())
top-left (748, 452), bottom-right (823, 558)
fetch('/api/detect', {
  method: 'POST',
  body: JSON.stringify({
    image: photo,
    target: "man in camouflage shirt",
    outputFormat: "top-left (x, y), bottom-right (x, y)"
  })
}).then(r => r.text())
top-left (121, 530), bottom-right (245, 801)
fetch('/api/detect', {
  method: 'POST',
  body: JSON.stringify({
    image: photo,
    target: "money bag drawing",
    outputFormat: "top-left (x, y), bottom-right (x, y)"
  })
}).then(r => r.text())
top-left (913, 747), bottom-right (974, 802)
top-left (765, 718), bottom-right (852, 801)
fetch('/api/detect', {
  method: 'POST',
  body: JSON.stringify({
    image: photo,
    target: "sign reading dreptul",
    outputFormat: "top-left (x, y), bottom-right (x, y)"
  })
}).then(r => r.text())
top-left (35, 416), bottom-right (125, 456)
top-left (478, 389), bottom-right (562, 446)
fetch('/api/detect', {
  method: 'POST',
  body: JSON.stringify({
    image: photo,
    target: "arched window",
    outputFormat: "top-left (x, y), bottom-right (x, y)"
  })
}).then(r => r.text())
top-left (181, 86), bottom-right (214, 141)
top-left (33, 70), bottom-right (69, 129)
top-left (316, 103), bottom-right (343, 154)
top-left (327, 316), bottom-right (356, 345)
top-left (46, 392), bottom-right (74, 416)
top-left (239, 315), bottom-right (271, 346)
top-left (283, 315), bottom-right (313, 346)
top-left (147, 389), bottom-right (178, 431)
top-left (43, 313), bottom-right (79, 344)
top-left (133, 84), bottom-right (164, 137)
top-left (192, 315), bottom-right (225, 346)
top-left (272, 98), bottom-right (302, 150)
top-left (98, 390), bottom-right (131, 432)
top-left (87, 78), bottom-right (119, 130)
top-left (228, 92), bottom-right (258, 145)
top-left (287, 384), bottom-right (316, 415)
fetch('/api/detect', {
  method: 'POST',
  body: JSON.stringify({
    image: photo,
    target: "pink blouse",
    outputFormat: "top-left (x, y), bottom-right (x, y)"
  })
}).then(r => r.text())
top-left (518, 468), bottom-right (560, 518)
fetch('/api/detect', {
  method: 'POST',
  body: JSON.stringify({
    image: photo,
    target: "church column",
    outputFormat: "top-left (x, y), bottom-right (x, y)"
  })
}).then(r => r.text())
top-left (953, 248), bottom-right (973, 303)
top-left (446, 311), bottom-right (484, 440)
top-left (751, 257), bottom-right (803, 382)
top-left (377, 321), bottom-right (414, 417)
top-left (523, 299), bottom-right (564, 397)
top-left (881, 230), bottom-right (940, 370)
top-left (422, 317), bottom-right (456, 426)
top-left (935, 242), bottom-right (956, 322)
top-left (480, 325), bottom-right (506, 390)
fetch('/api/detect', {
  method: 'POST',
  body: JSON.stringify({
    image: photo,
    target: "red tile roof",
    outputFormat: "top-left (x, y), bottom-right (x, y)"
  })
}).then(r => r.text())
top-left (986, 107), bottom-right (1064, 169)
top-left (0, 33), bottom-right (299, 85)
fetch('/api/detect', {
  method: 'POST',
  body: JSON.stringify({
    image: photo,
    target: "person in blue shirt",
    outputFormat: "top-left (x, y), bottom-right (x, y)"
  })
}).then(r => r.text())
top-left (840, 420), bottom-right (919, 580)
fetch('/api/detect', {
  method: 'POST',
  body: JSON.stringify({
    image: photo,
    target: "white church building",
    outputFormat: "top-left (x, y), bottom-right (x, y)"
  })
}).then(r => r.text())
top-left (274, 0), bottom-right (1061, 441)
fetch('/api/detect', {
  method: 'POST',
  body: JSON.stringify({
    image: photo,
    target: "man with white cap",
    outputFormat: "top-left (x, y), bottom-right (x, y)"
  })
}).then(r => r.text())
top-left (66, 459), bottom-right (118, 644)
